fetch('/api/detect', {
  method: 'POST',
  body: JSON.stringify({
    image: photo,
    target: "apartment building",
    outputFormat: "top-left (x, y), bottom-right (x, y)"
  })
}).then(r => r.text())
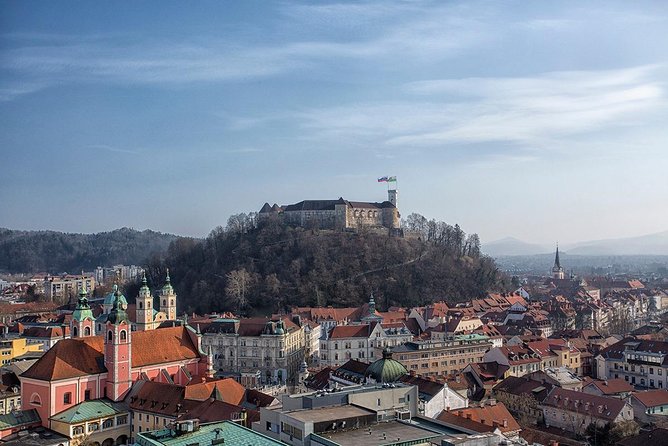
top-left (201, 317), bottom-right (306, 388)
top-left (319, 323), bottom-right (413, 368)
top-left (595, 338), bottom-right (668, 388)
top-left (390, 334), bottom-right (493, 377)
top-left (44, 274), bottom-right (95, 302)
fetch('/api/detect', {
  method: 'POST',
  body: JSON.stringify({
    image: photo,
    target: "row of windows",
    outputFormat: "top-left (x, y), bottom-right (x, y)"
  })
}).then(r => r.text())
top-left (71, 416), bottom-right (127, 435)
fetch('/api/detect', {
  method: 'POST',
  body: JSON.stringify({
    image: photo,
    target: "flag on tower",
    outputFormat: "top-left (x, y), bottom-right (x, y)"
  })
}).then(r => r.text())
top-left (387, 176), bottom-right (397, 182)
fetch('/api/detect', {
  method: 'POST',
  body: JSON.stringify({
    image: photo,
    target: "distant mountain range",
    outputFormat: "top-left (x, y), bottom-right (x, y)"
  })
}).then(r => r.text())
top-left (484, 230), bottom-right (668, 256)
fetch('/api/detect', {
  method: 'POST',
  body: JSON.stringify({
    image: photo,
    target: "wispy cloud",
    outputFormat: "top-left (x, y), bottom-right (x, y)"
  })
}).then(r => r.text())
top-left (87, 144), bottom-right (140, 155)
top-left (0, 81), bottom-right (48, 102)
top-left (286, 65), bottom-right (664, 154)
top-left (0, 3), bottom-right (490, 100)
top-left (225, 147), bottom-right (263, 154)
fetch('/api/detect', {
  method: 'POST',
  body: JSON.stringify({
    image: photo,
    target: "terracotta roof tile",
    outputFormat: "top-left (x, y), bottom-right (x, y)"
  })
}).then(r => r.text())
top-left (583, 378), bottom-right (633, 395)
top-left (184, 378), bottom-right (246, 405)
top-left (631, 389), bottom-right (668, 408)
top-left (444, 402), bottom-right (520, 434)
top-left (542, 388), bottom-right (627, 422)
top-left (329, 325), bottom-right (370, 339)
top-left (22, 326), bottom-right (200, 381)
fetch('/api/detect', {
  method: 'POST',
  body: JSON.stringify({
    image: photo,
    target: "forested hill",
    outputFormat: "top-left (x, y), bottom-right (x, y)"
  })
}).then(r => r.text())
top-left (148, 213), bottom-right (508, 315)
top-left (0, 228), bottom-right (179, 273)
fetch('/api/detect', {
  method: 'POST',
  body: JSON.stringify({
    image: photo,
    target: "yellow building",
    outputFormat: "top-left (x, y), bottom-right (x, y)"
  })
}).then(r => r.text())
top-left (0, 337), bottom-right (42, 365)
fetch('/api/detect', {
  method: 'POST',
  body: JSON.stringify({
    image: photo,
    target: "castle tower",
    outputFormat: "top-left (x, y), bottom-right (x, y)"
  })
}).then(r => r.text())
top-left (104, 287), bottom-right (132, 401)
top-left (71, 285), bottom-right (95, 338)
top-left (388, 189), bottom-right (398, 208)
top-left (159, 269), bottom-right (177, 321)
top-left (552, 245), bottom-right (565, 280)
top-left (135, 271), bottom-right (154, 331)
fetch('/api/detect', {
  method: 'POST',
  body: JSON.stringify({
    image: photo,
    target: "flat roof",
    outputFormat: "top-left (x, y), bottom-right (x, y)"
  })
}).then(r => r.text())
top-left (288, 405), bottom-right (375, 423)
top-left (312, 420), bottom-right (443, 446)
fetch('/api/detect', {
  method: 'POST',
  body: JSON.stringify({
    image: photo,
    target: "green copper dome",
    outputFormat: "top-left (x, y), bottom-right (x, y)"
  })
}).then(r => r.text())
top-left (365, 348), bottom-right (407, 383)
top-left (106, 288), bottom-right (129, 324)
top-left (72, 286), bottom-right (94, 321)
top-left (162, 269), bottom-right (174, 294)
top-left (104, 284), bottom-right (128, 307)
top-left (139, 271), bottom-right (150, 292)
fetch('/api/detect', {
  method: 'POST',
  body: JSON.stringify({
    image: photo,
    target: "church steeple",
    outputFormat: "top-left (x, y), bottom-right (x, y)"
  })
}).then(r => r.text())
top-left (552, 244), bottom-right (565, 280)
top-left (105, 286), bottom-right (132, 401)
top-left (159, 269), bottom-right (177, 321)
top-left (71, 283), bottom-right (94, 337)
top-left (136, 271), bottom-right (155, 331)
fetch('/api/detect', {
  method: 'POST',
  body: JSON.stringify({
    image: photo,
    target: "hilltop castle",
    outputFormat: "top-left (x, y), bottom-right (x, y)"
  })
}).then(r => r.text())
top-left (258, 189), bottom-right (400, 230)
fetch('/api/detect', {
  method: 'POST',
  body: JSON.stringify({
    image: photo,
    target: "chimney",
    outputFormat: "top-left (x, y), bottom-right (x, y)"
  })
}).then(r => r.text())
top-left (458, 410), bottom-right (464, 417)
top-left (503, 419), bottom-right (508, 428)
top-left (466, 414), bottom-right (472, 420)
top-left (489, 399), bottom-right (497, 406)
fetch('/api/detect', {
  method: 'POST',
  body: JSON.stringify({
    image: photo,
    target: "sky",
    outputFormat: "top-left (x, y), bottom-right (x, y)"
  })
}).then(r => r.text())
top-left (1, 1), bottom-right (667, 245)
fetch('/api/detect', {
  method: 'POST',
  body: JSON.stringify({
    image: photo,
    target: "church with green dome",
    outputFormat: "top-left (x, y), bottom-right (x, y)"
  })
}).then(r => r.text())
top-left (365, 347), bottom-right (408, 383)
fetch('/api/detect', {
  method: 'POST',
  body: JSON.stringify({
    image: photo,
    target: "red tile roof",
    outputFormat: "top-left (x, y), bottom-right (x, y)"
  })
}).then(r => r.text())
top-left (631, 389), bottom-right (668, 408)
top-left (542, 388), bottom-right (627, 422)
top-left (329, 324), bottom-right (370, 339)
top-left (445, 402), bottom-right (520, 434)
top-left (184, 378), bottom-right (246, 404)
top-left (22, 326), bottom-right (200, 381)
top-left (583, 378), bottom-right (633, 395)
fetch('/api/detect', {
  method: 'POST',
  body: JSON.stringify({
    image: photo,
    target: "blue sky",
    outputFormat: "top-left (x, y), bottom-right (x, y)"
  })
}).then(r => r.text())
top-left (1, 1), bottom-right (667, 244)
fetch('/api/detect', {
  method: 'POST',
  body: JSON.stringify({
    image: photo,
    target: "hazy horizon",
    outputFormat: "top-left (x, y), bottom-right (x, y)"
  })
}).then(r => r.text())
top-left (2, 1), bottom-right (668, 245)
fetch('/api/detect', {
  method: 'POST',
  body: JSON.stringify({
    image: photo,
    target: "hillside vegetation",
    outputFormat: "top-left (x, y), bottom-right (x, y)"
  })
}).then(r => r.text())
top-left (0, 228), bottom-right (179, 273)
top-left (147, 213), bottom-right (507, 315)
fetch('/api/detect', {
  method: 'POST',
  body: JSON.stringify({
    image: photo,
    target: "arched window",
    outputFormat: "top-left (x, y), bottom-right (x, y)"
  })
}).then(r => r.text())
top-left (30, 393), bottom-right (42, 406)
top-left (102, 418), bottom-right (114, 429)
top-left (72, 326), bottom-right (78, 337)
top-left (162, 299), bottom-right (166, 306)
top-left (84, 326), bottom-right (91, 336)
top-left (367, 211), bottom-right (372, 218)
top-left (148, 301), bottom-right (151, 308)
top-left (353, 210), bottom-right (358, 217)
top-left (97, 324), bottom-right (102, 332)
top-left (107, 330), bottom-right (113, 341)
top-left (170, 299), bottom-right (174, 306)
top-left (139, 302), bottom-right (143, 309)
top-left (120, 330), bottom-right (127, 341)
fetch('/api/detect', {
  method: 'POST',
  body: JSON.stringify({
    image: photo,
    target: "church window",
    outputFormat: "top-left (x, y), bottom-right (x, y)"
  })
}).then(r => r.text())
top-left (120, 330), bottom-right (127, 341)
top-left (30, 393), bottom-right (41, 406)
top-left (84, 327), bottom-right (91, 336)
top-left (163, 300), bottom-right (166, 306)
top-left (171, 299), bottom-right (174, 306)
top-left (139, 302), bottom-right (143, 309)
top-left (367, 211), bottom-right (372, 218)
top-left (72, 326), bottom-right (78, 337)
top-left (107, 331), bottom-right (113, 341)
top-left (63, 392), bottom-right (71, 404)
top-left (148, 301), bottom-right (151, 308)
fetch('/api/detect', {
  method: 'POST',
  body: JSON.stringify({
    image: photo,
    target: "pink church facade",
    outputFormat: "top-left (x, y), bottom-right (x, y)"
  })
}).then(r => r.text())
top-left (21, 325), bottom-right (209, 427)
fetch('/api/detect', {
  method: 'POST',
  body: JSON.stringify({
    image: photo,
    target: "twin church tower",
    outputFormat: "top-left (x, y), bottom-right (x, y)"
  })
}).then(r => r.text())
top-left (70, 270), bottom-right (177, 339)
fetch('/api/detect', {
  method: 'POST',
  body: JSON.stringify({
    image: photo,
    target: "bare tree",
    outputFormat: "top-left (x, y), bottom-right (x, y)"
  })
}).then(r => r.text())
top-left (225, 268), bottom-right (254, 312)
